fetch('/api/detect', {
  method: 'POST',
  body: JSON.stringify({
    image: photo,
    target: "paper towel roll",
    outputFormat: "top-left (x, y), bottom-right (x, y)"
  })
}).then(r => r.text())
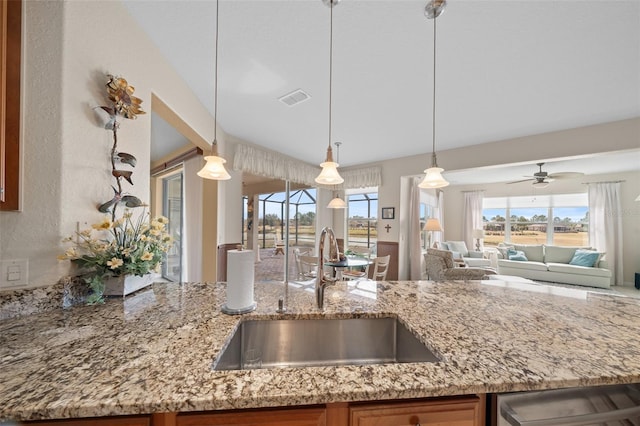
top-left (226, 249), bottom-right (255, 310)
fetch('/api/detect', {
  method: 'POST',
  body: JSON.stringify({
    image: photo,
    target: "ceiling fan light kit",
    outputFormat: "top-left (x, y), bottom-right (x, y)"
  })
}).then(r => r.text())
top-left (198, 0), bottom-right (231, 181)
top-left (418, 0), bottom-right (449, 190)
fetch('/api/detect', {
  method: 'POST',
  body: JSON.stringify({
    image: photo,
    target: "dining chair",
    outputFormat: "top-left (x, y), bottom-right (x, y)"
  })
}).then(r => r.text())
top-left (298, 255), bottom-right (319, 279)
top-left (370, 255), bottom-right (391, 281)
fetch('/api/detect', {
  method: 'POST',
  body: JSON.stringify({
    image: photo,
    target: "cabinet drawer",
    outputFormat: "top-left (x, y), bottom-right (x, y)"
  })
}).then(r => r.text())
top-left (350, 396), bottom-right (482, 426)
top-left (19, 415), bottom-right (151, 426)
top-left (176, 406), bottom-right (326, 426)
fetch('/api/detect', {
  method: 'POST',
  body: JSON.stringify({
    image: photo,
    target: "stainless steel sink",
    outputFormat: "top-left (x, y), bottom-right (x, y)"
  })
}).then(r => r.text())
top-left (212, 317), bottom-right (440, 370)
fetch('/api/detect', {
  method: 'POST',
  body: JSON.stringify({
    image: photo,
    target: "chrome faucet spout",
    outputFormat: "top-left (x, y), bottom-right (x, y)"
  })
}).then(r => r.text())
top-left (315, 226), bottom-right (340, 309)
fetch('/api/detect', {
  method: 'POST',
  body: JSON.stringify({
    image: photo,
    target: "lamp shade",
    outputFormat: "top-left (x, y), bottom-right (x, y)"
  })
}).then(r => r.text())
top-left (197, 155), bottom-right (231, 180)
top-left (472, 229), bottom-right (484, 239)
top-left (424, 218), bottom-right (443, 232)
top-left (315, 160), bottom-right (344, 185)
top-left (418, 166), bottom-right (449, 189)
top-left (327, 196), bottom-right (346, 209)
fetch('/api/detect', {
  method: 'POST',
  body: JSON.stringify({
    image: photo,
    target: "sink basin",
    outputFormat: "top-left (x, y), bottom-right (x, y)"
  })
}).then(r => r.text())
top-left (213, 317), bottom-right (440, 370)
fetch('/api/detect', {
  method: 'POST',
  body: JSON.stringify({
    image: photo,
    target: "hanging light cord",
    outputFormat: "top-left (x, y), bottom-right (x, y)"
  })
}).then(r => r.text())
top-left (328, 2), bottom-right (334, 152)
top-left (431, 13), bottom-right (437, 167)
top-left (212, 0), bottom-right (219, 153)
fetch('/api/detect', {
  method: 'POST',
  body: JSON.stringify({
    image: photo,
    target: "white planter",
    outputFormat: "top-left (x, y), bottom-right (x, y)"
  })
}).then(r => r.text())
top-left (104, 274), bottom-right (155, 297)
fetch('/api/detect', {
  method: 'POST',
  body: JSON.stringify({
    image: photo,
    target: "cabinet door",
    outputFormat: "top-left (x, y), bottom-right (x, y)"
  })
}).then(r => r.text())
top-left (19, 415), bottom-right (151, 426)
top-left (350, 396), bottom-right (482, 426)
top-left (176, 406), bottom-right (326, 426)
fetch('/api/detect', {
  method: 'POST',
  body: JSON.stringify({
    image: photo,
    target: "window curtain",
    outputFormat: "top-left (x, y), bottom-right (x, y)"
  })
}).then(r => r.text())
top-left (182, 156), bottom-right (203, 282)
top-left (588, 182), bottom-right (623, 285)
top-left (408, 177), bottom-right (423, 280)
top-left (233, 143), bottom-right (381, 189)
top-left (463, 191), bottom-right (484, 251)
top-left (433, 190), bottom-right (444, 247)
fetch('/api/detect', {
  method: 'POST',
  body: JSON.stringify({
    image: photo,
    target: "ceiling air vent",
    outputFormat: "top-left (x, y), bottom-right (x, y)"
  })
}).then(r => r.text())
top-left (278, 89), bottom-right (311, 107)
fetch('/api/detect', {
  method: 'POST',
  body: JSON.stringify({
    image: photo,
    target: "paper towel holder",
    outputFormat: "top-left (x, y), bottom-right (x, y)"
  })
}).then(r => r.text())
top-left (221, 302), bottom-right (257, 315)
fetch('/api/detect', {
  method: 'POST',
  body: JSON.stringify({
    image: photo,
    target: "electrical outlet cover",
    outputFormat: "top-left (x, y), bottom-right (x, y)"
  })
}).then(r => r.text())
top-left (0, 259), bottom-right (28, 288)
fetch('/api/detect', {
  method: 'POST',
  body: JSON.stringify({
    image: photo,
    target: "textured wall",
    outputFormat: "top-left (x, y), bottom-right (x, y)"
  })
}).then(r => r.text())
top-left (0, 1), bottom-right (217, 290)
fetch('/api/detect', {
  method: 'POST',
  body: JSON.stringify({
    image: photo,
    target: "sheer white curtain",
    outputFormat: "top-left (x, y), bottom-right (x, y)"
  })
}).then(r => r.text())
top-left (463, 191), bottom-right (484, 250)
top-left (588, 182), bottom-right (623, 285)
top-left (408, 177), bottom-right (423, 280)
top-left (434, 190), bottom-right (444, 247)
top-left (182, 156), bottom-right (203, 282)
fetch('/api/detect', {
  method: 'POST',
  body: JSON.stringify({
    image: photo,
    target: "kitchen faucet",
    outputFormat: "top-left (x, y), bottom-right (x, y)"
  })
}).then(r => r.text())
top-left (315, 226), bottom-right (340, 309)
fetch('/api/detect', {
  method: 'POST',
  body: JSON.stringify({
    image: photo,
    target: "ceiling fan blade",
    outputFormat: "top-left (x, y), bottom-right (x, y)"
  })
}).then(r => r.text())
top-left (507, 178), bottom-right (534, 185)
top-left (548, 172), bottom-right (584, 179)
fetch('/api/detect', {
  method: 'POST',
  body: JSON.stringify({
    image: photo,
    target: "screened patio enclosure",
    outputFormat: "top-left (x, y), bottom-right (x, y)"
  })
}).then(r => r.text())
top-left (243, 188), bottom-right (317, 250)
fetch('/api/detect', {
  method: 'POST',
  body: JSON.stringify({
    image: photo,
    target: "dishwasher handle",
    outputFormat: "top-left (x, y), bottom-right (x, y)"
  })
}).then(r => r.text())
top-left (501, 403), bottom-right (640, 426)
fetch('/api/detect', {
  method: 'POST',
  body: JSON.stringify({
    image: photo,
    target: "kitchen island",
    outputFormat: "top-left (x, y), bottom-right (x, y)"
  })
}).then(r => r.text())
top-left (1, 279), bottom-right (640, 422)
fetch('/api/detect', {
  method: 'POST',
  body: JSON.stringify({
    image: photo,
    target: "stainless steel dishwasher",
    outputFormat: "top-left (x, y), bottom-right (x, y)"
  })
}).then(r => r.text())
top-left (492, 383), bottom-right (640, 426)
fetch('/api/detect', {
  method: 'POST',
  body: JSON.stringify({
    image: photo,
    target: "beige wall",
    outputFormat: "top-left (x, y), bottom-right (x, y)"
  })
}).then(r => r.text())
top-left (0, 1), bottom-right (219, 289)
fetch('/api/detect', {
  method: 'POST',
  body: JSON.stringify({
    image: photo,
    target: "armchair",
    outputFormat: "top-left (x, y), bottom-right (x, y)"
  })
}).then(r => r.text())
top-left (439, 241), bottom-right (491, 268)
top-left (425, 248), bottom-right (496, 282)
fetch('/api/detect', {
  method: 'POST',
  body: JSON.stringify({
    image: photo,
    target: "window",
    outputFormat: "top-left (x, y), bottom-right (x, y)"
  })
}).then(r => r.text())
top-left (162, 172), bottom-right (183, 281)
top-left (482, 194), bottom-right (589, 247)
top-left (347, 190), bottom-right (378, 249)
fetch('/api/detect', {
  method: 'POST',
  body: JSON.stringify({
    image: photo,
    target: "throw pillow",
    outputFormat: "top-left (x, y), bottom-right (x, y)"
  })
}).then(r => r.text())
top-left (508, 249), bottom-right (528, 261)
top-left (446, 241), bottom-right (469, 257)
top-left (569, 249), bottom-right (602, 267)
top-left (497, 245), bottom-right (515, 259)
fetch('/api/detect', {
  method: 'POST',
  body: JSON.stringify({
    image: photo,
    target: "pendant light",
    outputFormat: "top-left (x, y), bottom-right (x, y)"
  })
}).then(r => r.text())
top-left (198, 0), bottom-right (231, 180)
top-left (327, 142), bottom-right (346, 208)
top-left (419, 0), bottom-right (449, 189)
top-left (315, 0), bottom-right (344, 186)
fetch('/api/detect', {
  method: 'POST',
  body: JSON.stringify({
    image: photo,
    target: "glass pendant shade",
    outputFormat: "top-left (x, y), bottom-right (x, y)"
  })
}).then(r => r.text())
top-left (197, 154), bottom-right (231, 180)
top-left (327, 195), bottom-right (346, 209)
top-left (316, 161), bottom-right (343, 185)
top-left (419, 166), bottom-right (449, 189)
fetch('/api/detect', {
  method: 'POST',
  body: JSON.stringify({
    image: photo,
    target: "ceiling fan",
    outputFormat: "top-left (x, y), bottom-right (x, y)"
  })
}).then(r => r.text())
top-left (507, 162), bottom-right (584, 188)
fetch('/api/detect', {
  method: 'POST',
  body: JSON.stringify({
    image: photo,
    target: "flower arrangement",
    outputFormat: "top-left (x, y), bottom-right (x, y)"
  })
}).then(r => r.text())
top-left (59, 210), bottom-right (173, 304)
top-left (58, 73), bottom-right (172, 303)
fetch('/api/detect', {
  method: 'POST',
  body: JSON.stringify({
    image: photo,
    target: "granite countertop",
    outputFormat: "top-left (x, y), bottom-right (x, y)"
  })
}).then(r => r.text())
top-left (1, 279), bottom-right (640, 421)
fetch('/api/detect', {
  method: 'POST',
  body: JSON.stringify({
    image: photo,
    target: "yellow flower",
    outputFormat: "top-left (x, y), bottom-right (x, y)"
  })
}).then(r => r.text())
top-left (141, 252), bottom-right (153, 261)
top-left (92, 217), bottom-right (112, 230)
top-left (151, 219), bottom-right (164, 229)
top-left (150, 229), bottom-right (161, 236)
top-left (106, 257), bottom-right (123, 269)
top-left (157, 216), bottom-right (169, 224)
top-left (79, 229), bottom-right (92, 238)
top-left (57, 248), bottom-right (78, 261)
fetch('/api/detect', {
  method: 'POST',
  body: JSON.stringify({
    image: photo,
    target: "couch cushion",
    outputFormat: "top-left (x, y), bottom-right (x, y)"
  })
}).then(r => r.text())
top-left (547, 262), bottom-right (612, 278)
top-left (497, 259), bottom-right (548, 272)
top-left (569, 249), bottom-right (603, 267)
top-left (446, 241), bottom-right (469, 257)
top-left (544, 246), bottom-right (583, 264)
top-left (514, 244), bottom-right (544, 263)
top-left (508, 250), bottom-right (528, 261)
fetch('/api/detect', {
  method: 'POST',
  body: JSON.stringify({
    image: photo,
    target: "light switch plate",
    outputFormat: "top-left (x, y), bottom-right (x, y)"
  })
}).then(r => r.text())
top-left (0, 259), bottom-right (28, 288)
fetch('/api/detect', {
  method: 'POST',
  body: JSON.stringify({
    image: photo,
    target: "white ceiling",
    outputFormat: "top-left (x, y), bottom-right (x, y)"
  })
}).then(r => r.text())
top-left (128, 0), bottom-right (640, 178)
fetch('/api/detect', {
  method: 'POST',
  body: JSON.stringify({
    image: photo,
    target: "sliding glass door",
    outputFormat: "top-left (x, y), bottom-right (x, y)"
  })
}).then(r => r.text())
top-left (162, 172), bottom-right (183, 281)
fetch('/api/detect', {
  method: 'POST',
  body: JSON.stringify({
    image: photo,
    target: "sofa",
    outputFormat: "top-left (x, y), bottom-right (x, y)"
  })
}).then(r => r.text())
top-left (436, 241), bottom-right (492, 268)
top-left (496, 244), bottom-right (612, 289)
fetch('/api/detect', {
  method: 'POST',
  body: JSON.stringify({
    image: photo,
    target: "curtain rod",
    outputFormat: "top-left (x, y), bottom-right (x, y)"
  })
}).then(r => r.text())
top-left (582, 180), bottom-right (625, 185)
top-left (151, 147), bottom-right (203, 176)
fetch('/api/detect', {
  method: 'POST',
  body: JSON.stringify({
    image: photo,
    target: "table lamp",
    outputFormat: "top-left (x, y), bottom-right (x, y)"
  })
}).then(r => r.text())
top-left (472, 229), bottom-right (484, 252)
top-left (424, 218), bottom-right (443, 248)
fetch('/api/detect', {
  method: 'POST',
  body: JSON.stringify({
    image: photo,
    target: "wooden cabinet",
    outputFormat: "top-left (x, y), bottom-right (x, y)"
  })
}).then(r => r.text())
top-left (175, 406), bottom-right (327, 426)
top-left (15, 395), bottom-right (484, 426)
top-left (349, 396), bottom-right (484, 426)
top-left (19, 415), bottom-right (151, 426)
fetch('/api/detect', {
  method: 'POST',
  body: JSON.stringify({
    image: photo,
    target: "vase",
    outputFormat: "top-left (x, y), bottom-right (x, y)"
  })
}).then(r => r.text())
top-left (103, 273), bottom-right (156, 297)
